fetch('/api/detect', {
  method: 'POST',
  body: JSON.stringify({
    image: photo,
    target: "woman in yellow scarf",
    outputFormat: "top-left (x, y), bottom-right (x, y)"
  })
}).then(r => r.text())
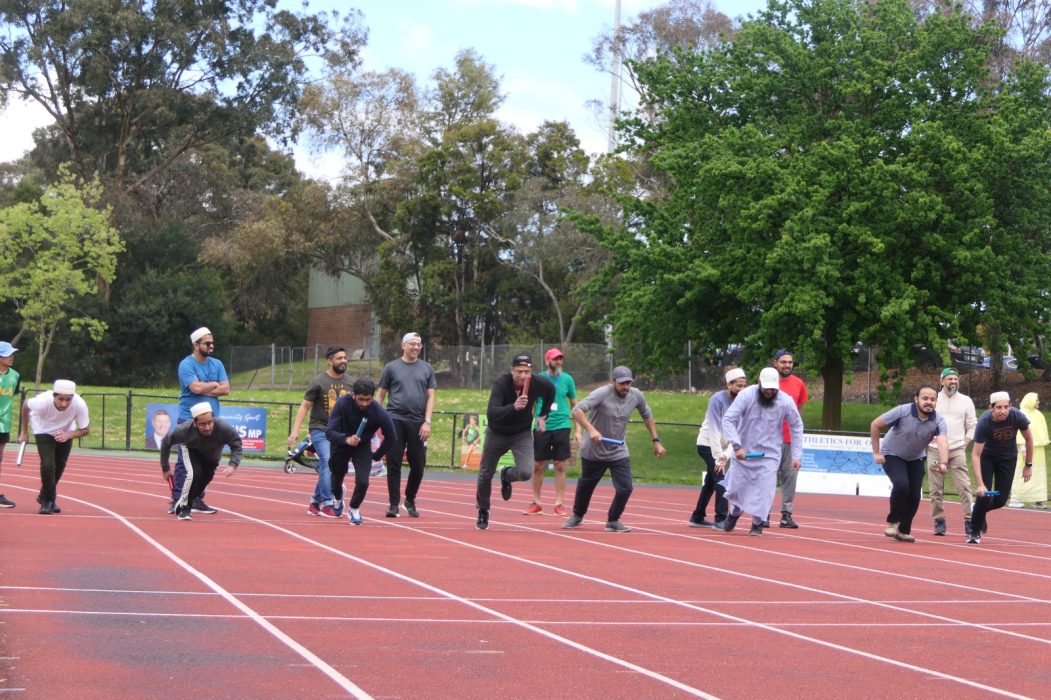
top-left (1011, 393), bottom-right (1048, 507)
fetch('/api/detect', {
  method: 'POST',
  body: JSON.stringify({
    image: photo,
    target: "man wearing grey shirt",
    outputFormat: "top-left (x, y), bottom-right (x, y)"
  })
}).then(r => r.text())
top-left (870, 385), bottom-right (949, 542)
top-left (563, 366), bottom-right (666, 532)
top-left (160, 402), bottom-right (243, 521)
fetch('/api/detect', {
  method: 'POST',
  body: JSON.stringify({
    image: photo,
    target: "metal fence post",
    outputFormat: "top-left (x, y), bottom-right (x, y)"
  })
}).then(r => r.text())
top-left (125, 390), bottom-right (133, 450)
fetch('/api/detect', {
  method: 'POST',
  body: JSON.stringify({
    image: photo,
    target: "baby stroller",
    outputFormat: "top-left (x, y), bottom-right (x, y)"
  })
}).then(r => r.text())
top-left (284, 436), bottom-right (319, 474)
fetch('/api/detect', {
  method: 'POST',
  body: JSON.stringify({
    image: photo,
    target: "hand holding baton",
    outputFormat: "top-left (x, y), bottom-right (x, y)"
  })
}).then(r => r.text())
top-left (600, 437), bottom-right (624, 446)
top-left (744, 451), bottom-right (765, 458)
top-left (16, 441), bottom-right (26, 466)
top-left (355, 418), bottom-right (367, 438)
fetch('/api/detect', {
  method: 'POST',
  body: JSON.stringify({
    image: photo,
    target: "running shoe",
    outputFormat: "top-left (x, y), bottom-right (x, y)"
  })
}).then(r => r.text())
top-left (308, 502), bottom-right (320, 516)
top-left (404, 501), bottom-right (420, 518)
top-left (553, 504), bottom-right (568, 517)
top-left (0, 493), bottom-right (14, 508)
top-left (604, 520), bottom-right (631, 532)
top-left (524, 503), bottom-right (542, 515)
top-left (476, 509), bottom-right (489, 530)
top-left (562, 515), bottom-right (583, 529)
top-left (191, 499), bottom-right (217, 514)
top-left (320, 505), bottom-right (338, 518)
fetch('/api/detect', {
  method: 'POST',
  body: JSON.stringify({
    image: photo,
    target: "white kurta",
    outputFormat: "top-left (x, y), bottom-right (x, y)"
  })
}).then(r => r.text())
top-left (721, 385), bottom-right (804, 517)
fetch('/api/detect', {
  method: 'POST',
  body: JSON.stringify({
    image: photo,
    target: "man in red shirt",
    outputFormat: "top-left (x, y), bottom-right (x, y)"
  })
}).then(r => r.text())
top-left (773, 349), bottom-right (807, 528)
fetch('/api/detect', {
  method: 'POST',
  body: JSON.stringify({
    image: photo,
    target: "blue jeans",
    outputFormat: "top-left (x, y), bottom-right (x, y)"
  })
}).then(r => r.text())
top-left (310, 428), bottom-right (334, 506)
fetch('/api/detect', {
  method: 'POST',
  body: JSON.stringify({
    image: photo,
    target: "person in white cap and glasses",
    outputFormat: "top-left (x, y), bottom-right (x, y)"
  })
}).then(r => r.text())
top-left (688, 366), bottom-right (747, 527)
top-left (172, 326), bottom-right (230, 515)
top-left (967, 391), bottom-right (1034, 544)
top-left (714, 367), bottom-right (803, 536)
top-left (375, 332), bottom-right (437, 518)
top-left (0, 341), bottom-right (21, 508)
top-left (525, 347), bottom-right (581, 517)
top-left (563, 365), bottom-right (665, 533)
top-left (160, 402), bottom-right (242, 521)
top-left (19, 380), bottom-right (90, 514)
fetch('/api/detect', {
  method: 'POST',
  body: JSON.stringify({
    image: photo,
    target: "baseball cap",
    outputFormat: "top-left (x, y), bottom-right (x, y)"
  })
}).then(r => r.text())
top-left (611, 366), bottom-right (634, 383)
top-left (512, 353), bottom-right (532, 367)
top-left (773, 348), bottom-right (793, 361)
top-left (402, 332), bottom-right (422, 344)
top-left (940, 367), bottom-right (959, 379)
top-left (759, 367), bottom-right (780, 389)
top-left (325, 346), bottom-right (345, 359)
top-left (0, 341), bottom-right (17, 358)
top-left (544, 348), bottom-right (565, 361)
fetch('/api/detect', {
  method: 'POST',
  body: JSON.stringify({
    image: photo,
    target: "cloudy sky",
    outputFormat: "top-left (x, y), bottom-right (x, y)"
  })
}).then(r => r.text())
top-left (0, 0), bottom-right (767, 176)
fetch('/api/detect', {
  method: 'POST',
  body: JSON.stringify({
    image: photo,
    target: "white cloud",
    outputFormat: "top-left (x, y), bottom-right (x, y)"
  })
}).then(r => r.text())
top-left (496, 69), bottom-right (611, 156)
top-left (0, 98), bottom-right (52, 163)
top-left (450, 0), bottom-right (582, 12)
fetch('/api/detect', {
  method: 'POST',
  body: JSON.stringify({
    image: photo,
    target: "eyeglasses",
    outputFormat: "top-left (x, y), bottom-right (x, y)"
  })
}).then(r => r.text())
top-left (198, 341), bottom-right (214, 347)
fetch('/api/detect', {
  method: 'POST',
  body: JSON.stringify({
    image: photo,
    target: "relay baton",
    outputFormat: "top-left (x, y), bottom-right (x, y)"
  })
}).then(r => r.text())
top-left (744, 451), bottom-right (765, 458)
top-left (166, 472), bottom-right (174, 493)
top-left (355, 418), bottom-right (367, 438)
top-left (521, 372), bottom-right (531, 400)
top-left (600, 437), bottom-right (625, 446)
top-left (984, 490), bottom-right (1000, 497)
top-left (16, 441), bottom-right (26, 466)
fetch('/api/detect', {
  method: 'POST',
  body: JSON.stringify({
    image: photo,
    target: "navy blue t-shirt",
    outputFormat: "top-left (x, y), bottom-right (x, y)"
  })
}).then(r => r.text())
top-left (973, 408), bottom-right (1030, 459)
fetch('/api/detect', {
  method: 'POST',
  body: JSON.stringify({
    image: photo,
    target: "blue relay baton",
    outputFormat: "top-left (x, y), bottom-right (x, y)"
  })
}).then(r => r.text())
top-left (983, 490), bottom-right (1000, 497)
top-left (601, 437), bottom-right (625, 446)
top-left (355, 418), bottom-right (367, 438)
top-left (744, 451), bottom-right (765, 458)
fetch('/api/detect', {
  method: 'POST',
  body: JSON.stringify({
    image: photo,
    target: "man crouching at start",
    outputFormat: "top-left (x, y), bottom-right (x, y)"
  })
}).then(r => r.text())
top-left (161, 401), bottom-right (243, 520)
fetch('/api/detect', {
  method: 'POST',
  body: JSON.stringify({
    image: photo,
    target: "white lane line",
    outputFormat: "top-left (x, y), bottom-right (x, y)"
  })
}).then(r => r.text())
top-left (51, 494), bottom-right (375, 700)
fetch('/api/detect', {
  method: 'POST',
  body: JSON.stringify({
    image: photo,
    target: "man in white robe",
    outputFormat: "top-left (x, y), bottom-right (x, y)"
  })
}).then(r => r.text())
top-left (717, 367), bottom-right (803, 536)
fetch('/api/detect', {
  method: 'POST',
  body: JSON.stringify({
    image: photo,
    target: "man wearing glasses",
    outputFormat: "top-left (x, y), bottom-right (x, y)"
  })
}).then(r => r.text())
top-left (772, 349), bottom-right (808, 528)
top-left (171, 327), bottom-right (230, 515)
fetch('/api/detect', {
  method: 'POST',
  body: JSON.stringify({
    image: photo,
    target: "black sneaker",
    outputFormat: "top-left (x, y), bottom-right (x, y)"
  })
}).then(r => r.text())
top-left (779, 511), bottom-right (798, 529)
top-left (51, 502), bottom-right (61, 514)
top-left (562, 514), bottom-right (584, 529)
top-left (191, 499), bottom-right (217, 514)
top-left (967, 533), bottom-right (981, 544)
top-left (404, 501), bottom-right (420, 518)
top-left (712, 513), bottom-right (740, 532)
top-left (749, 523), bottom-right (764, 536)
top-left (177, 505), bottom-right (192, 521)
top-left (37, 501), bottom-right (53, 515)
top-left (689, 518), bottom-right (715, 528)
top-left (604, 520), bottom-right (631, 532)
top-left (386, 505), bottom-right (399, 518)
top-left (499, 466), bottom-right (513, 501)
top-left (933, 518), bottom-right (947, 536)
top-left (0, 493), bottom-right (14, 508)
top-left (476, 509), bottom-right (489, 530)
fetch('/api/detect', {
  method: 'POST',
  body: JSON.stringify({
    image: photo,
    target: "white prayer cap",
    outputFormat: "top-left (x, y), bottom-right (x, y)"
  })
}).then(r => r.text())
top-left (989, 391), bottom-right (1010, 405)
top-left (724, 367), bottom-right (746, 384)
top-left (402, 332), bottom-right (422, 344)
top-left (190, 327), bottom-right (212, 343)
top-left (190, 402), bottom-right (213, 418)
top-left (759, 367), bottom-right (780, 389)
top-left (52, 379), bottom-right (76, 395)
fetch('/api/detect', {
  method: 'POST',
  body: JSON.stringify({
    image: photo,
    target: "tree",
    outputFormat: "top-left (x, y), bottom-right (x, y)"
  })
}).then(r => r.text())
top-left (597, 0), bottom-right (1051, 428)
top-left (0, 165), bottom-right (123, 383)
top-left (0, 0), bottom-right (365, 195)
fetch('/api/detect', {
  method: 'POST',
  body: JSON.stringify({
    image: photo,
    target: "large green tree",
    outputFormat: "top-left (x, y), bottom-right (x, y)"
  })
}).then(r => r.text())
top-left (596, 0), bottom-right (1051, 427)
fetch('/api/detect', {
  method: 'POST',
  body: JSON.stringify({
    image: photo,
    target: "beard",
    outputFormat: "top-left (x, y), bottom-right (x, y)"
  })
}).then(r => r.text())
top-left (944, 385), bottom-right (958, 397)
top-left (547, 364), bottom-right (562, 377)
top-left (758, 390), bottom-right (778, 407)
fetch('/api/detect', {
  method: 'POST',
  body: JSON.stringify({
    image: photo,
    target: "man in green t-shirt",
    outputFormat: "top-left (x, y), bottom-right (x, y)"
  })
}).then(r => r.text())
top-left (526, 348), bottom-right (581, 517)
top-left (0, 341), bottom-right (20, 508)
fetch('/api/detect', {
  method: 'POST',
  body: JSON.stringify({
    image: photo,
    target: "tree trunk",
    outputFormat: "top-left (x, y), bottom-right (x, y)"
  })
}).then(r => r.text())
top-left (820, 355), bottom-right (844, 430)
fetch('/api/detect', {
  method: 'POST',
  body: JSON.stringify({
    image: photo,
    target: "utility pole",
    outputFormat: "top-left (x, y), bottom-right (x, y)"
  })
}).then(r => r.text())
top-left (607, 0), bottom-right (622, 152)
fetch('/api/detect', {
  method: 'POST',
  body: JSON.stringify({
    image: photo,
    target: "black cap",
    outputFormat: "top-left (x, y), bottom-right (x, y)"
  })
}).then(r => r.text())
top-left (512, 353), bottom-right (532, 367)
top-left (325, 346), bottom-right (345, 359)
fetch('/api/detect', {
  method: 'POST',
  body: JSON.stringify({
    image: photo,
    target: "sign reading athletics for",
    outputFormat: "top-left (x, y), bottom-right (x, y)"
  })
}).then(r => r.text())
top-left (147, 403), bottom-right (267, 453)
top-left (800, 433), bottom-right (887, 496)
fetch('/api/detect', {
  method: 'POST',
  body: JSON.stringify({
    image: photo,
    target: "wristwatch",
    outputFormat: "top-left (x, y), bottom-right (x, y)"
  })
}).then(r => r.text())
top-left (652, 436), bottom-right (661, 442)
top-left (1025, 462), bottom-right (1033, 467)
top-left (424, 418), bottom-right (432, 425)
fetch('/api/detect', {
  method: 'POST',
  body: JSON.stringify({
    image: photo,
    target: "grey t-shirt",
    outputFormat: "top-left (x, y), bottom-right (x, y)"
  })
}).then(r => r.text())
top-left (879, 403), bottom-right (947, 460)
top-left (378, 358), bottom-right (437, 422)
top-left (576, 384), bottom-right (653, 461)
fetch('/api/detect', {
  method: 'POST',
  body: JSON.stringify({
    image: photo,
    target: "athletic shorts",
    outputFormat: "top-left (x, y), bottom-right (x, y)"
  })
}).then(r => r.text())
top-left (0, 432), bottom-right (9, 444)
top-left (533, 428), bottom-right (571, 462)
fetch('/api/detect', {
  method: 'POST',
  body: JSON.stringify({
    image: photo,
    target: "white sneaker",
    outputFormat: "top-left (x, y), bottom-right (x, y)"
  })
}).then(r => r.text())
top-left (370, 465), bottom-right (387, 477)
top-left (1008, 500), bottom-right (1023, 508)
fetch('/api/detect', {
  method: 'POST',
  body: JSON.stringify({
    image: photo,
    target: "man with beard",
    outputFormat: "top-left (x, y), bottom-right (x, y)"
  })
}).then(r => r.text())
top-left (172, 327), bottom-right (230, 515)
top-left (475, 354), bottom-right (555, 530)
top-left (870, 385), bottom-right (949, 542)
top-left (375, 332), bottom-right (437, 518)
top-left (525, 348), bottom-right (581, 517)
top-left (968, 391), bottom-right (1034, 544)
top-left (563, 366), bottom-right (666, 533)
top-left (688, 367), bottom-right (747, 527)
top-left (926, 367), bottom-right (977, 536)
top-left (160, 402), bottom-right (242, 521)
top-left (771, 349), bottom-right (807, 528)
top-left (288, 347), bottom-right (351, 518)
top-left (715, 367), bottom-right (803, 536)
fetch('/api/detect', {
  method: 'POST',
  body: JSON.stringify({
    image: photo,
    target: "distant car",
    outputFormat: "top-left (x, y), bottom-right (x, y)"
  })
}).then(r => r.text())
top-left (981, 355), bottom-right (1018, 371)
top-left (949, 344), bottom-right (984, 368)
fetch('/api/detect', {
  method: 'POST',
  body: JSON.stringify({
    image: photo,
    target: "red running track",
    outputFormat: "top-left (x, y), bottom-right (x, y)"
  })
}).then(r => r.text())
top-left (2, 448), bottom-right (1051, 698)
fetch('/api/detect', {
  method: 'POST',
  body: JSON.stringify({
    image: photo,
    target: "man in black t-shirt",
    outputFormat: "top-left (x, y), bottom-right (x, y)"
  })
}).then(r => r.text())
top-left (288, 347), bottom-right (351, 518)
top-left (969, 391), bottom-right (1034, 543)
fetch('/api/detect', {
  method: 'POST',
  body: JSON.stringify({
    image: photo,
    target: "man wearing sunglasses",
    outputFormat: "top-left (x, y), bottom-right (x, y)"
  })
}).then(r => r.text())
top-left (171, 327), bottom-right (230, 515)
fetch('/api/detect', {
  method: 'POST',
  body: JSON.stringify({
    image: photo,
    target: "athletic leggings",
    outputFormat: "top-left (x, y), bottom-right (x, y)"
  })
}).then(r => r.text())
top-left (970, 452), bottom-right (1016, 535)
top-left (331, 442), bottom-right (374, 509)
top-left (691, 445), bottom-right (728, 523)
top-left (882, 454), bottom-right (925, 535)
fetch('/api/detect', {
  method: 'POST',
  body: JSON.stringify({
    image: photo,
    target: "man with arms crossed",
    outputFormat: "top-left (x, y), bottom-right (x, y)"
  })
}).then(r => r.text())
top-left (772, 349), bottom-right (807, 528)
top-left (524, 348), bottom-right (580, 517)
top-left (926, 367), bottom-right (976, 536)
top-left (376, 332), bottom-right (436, 518)
top-left (288, 346), bottom-right (351, 518)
